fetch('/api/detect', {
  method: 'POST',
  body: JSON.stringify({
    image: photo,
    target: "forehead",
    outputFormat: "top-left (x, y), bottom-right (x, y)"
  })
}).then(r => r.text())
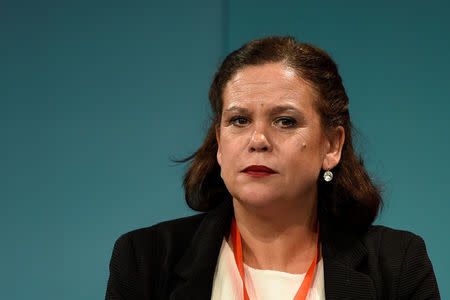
top-left (222, 63), bottom-right (317, 109)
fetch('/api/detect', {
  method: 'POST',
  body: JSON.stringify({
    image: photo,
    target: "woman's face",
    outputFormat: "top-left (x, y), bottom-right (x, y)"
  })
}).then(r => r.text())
top-left (216, 63), bottom-right (336, 210)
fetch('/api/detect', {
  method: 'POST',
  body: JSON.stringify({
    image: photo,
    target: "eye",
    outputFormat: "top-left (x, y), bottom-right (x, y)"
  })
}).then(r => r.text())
top-left (274, 117), bottom-right (297, 128)
top-left (229, 116), bottom-right (250, 127)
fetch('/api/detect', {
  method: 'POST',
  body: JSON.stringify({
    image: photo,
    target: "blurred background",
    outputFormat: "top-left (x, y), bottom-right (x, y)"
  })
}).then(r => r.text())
top-left (2, 0), bottom-right (449, 298)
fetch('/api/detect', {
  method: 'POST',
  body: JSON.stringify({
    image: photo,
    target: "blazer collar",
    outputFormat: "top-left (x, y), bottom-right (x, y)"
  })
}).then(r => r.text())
top-left (171, 200), bottom-right (233, 300)
top-left (171, 202), bottom-right (377, 299)
top-left (320, 219), bottom-right (377, 299)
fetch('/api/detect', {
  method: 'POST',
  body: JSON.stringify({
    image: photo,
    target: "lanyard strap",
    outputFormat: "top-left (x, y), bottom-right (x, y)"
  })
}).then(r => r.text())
top-left (230, 218), bottom-right (319, 300)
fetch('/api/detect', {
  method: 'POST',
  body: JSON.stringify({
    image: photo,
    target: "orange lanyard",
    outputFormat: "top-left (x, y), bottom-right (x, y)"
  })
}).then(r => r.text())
top-left (230, 218), bottom-right (319, 300)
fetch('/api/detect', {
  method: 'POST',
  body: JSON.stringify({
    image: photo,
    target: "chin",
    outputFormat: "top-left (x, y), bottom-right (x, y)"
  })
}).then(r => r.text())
top-left (232, 188), bottom-right (282, 209)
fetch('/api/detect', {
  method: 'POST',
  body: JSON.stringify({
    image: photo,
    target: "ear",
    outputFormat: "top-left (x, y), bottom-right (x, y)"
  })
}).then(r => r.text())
top-left (216, 125), bottom-right (222, 167)
top-left (322, 126), bottom-right (345, 170)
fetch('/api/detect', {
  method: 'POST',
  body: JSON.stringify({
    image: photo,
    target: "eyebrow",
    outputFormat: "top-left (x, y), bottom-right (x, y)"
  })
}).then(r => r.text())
top-left (269, 105), bottom-right (301, 115)
top-left (224, 105), bottom-right (302, 115)
top-left (224, 106), bottom-right (250, 114)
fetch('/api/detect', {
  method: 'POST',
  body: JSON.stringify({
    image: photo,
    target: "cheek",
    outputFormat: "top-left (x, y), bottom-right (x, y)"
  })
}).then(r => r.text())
top-left (217, 136), bottom-right (238, 168)
top-left (220, 131), bottom-right (245, 154)
top-left (288, 131), bottom-right (311, 152)
top-left (285, 131), bottom-right (323, 165)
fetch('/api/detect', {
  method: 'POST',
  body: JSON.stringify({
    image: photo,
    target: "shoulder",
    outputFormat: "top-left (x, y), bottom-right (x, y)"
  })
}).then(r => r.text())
top-left (106, 213), bottom-right (208, 299)
top-left (362, 225), bottom-right (425, 253)
top-left (361, 225), bottom-right (440, 299)
top-left (362, 225), bottom-right (434, 271)
top-left (359, 225), bottom-right (431, 272)
top-left (113, 212), bottom-right (208, 259)
top-left (325, 224), bottom-right (430, 272)
top-left (124, 212), bottom-right (207, 239)
top-left (322, 224), bottom-right (440, 299)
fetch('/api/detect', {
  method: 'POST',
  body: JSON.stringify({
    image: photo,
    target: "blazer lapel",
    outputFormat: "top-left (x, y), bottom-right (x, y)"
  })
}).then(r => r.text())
top-left (170, 200), bottom-right (233, 300)
top-left (321, 221), bottom-right (377, 299)
top-left (170, 203), bottom-right (377, 299)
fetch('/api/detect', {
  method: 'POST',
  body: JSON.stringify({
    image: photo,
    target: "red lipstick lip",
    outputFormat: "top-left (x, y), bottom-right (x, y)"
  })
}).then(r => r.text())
top-left (242, 165), bottom-right (277, 173)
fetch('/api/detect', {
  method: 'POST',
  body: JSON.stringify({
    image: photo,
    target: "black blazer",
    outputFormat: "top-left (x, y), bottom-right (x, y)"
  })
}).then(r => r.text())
top-left (106, 200), bottom-right (440, 299)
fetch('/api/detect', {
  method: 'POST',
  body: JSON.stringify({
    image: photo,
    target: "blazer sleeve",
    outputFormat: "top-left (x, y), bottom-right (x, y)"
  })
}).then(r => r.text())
top-left (105, 235), bottom-right (137, 300)
top-left (396, 234), bottom-right (440, 299)
top-left (105, 233), bottom-right (148, 300)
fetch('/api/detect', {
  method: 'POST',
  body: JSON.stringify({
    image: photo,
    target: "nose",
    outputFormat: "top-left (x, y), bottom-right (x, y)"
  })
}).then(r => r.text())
top-left (249, 126), bottom-right (273, 152)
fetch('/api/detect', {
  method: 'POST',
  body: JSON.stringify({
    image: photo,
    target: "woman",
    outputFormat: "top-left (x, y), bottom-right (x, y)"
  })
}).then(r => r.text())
top-left (106, 36), bottom-right (440, 299)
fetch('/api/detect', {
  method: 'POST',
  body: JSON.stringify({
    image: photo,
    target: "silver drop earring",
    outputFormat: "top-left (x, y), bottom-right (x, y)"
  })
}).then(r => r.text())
top-left (323, 170), bottom-right (333, 182)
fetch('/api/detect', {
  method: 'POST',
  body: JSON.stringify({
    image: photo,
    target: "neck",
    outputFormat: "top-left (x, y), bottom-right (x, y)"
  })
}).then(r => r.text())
top-left (231, 196), bottom-right (319, 274)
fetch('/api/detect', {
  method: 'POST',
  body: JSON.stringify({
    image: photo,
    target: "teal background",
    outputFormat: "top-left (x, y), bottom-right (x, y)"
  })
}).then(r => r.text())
top-left (2, 0), bottom-right (449, 298)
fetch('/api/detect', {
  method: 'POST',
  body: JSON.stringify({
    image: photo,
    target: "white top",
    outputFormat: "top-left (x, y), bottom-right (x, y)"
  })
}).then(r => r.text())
top-left (211, 238), bottom-right (325, 300)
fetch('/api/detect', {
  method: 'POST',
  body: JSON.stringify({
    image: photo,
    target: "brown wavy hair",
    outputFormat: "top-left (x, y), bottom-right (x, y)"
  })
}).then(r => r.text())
top-left (181, 36), bottom-right (382, 230)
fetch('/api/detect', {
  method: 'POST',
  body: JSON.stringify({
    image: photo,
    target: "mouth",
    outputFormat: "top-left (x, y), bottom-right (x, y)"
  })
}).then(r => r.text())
top-left (242, 165), bottom-right (277, 178)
